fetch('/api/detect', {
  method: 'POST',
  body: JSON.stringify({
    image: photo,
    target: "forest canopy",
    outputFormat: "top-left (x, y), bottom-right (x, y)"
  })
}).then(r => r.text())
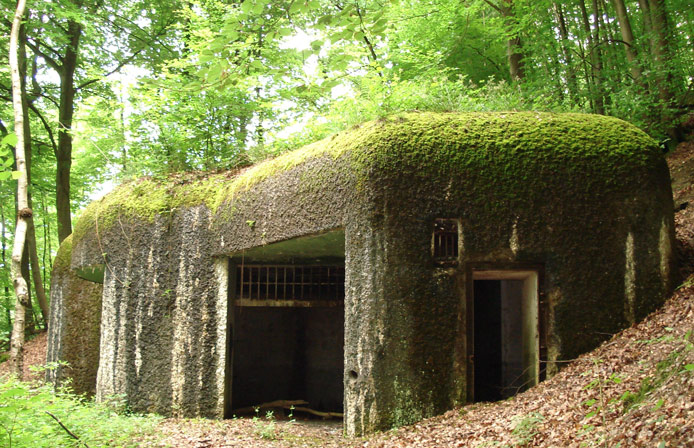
top-left (0, 0), bottom-right (693, 359)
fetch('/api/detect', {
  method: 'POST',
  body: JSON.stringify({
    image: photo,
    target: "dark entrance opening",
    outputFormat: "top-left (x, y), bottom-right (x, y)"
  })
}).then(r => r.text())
top-left (225, 231), bottom-right (345, 417)
top-left (473, 280), bottom-right (504, 401)
top-left (472, 270), bottom-right (539, 402)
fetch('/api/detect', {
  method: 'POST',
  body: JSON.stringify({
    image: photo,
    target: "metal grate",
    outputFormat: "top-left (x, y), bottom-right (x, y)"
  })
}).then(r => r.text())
top-left (433, 219), bottom-right (459, 262)
top-left (236, 264), bottom-right (345, 301)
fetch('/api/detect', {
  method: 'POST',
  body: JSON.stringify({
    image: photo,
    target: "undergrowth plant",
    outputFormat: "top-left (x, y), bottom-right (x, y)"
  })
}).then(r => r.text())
top-left (253, 408), bottom-right (277, 440)
top-left (0, 376), bottom-right (160, 448)
top-left (510, 412), bottom-right (544, 446)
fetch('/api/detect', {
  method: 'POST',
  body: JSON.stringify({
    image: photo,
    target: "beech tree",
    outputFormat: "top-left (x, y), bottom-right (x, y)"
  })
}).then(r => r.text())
top-left (8, 0), bottom-right (29, 378)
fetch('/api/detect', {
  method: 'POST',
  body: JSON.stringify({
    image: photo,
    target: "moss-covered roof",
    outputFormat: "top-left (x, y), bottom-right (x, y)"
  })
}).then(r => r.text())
top-left (53, 234), bottom-right (73, 273)
top-left (72, 111), bottom-right (659, 244)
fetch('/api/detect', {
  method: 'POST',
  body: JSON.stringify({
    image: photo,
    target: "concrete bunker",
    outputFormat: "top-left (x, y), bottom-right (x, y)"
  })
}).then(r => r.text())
top-left (46, 112), bottom-right (676, 436)
top-left (226, 231), bottom-right (345, 416)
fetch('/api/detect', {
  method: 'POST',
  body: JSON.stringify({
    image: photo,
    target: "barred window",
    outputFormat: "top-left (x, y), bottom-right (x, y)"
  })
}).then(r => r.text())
top-left (236, 264), bottom-right (345, 302)
top-left (433, 219), bottom-right (459, 263)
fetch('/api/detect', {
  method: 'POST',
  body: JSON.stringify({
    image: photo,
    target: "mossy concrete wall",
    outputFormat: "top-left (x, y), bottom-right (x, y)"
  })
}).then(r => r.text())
top-left (49, 112), bottom-right (676, 436)
top-left (46, 235), bottom-right (103, 396)
top-left (94, 206), bottom-right (228, 416)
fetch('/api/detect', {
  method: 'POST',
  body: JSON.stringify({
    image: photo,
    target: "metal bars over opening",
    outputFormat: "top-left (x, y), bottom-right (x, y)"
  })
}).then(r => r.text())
top-left (235, 264), bottom-right (345, 302)
top-left (433, 218), bottom-right (459, 263)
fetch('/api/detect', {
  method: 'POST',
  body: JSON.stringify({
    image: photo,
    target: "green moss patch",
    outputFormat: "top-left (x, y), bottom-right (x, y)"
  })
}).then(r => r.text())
top-left (53, 235), bottom-right (73, 273)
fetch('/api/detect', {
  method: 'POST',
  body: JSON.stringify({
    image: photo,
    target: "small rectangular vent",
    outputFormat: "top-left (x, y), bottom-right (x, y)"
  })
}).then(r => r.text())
top-left (433, 219), bottom-right (459, 263)
top-left (236, 264), bottom-right (345, 301)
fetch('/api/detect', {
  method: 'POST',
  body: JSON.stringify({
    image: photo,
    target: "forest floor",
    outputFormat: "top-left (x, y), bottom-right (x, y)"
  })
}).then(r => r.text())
top-left (0, 330), bottom-right (46, 381)
top-left (2, 141), bottom-right (694, 447)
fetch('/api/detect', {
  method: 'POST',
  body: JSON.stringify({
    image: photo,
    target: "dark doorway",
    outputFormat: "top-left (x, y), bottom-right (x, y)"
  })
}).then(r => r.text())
top-left (473, 280), bottom-right (503, 401)
top-left (230, 305), bottom-right (344, 413)
top-left (472, 271), bottom-right (539, 403)
top-left (225, 231), bottom-right (346, 417)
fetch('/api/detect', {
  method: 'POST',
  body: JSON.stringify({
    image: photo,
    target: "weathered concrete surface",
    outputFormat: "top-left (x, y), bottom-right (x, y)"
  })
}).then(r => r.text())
top-left (49, 112), bottom-right (676, 436)
top-left (46, 235), bottom-right (103, 396)
top-left (95, 206), bottom-right (226, 416)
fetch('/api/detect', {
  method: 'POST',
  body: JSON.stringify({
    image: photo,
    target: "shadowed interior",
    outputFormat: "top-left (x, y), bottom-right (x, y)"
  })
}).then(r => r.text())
top-left (473, 271), bottom-right (539, 402)
top-left (228, 231), bottom-right (345, 415)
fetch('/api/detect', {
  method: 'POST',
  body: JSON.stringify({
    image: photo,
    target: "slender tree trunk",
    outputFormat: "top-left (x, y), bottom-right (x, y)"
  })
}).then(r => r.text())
top-left (646, 0), bottom-right (677, 102)
top-left (638, 0), bottom-right (652, 34)
top-left (41, 193), bottom-right (49, 289)
top-left (21, 21), bottom-right (47, 330)
top-left (579, 0), bottom-right (605, 113)
top-left (120, 91), bottom-right (127, 173)
top-left (598, 0), bottom-right (617, 106)
top-left (591, 0), bottom-right (607, 111)
top-left (16, 16), bottom-right (35, 335)
top-left (27, 219), bottom-right (48, 325)
top-left (545, 33), bottom-right (565, 101)
top-left (9, 0), bottom-right (30, 379)
top-left (483, 0), bottom-right (524, 81)
top-left (612, 0), bottom-right (643, 81)
top-left (577, 42), bottom-right (595, 110)
top-left (43, 192), bottom-right (52, 272)
top-left (1, 203), bottom-right (11, 352)
top-left (55, 18), bottom-right (82, 243)
top-left (553, 2), bottom-right (579, 104)
top-left (642, 0), bottom-right (683, 146)
top-left (20, 232), bottom-right (33, 333)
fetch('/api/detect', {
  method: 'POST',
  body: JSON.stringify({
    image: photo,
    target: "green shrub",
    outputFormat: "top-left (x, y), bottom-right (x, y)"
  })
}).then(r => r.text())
top-left (0, 376), bottom-right (161, 448)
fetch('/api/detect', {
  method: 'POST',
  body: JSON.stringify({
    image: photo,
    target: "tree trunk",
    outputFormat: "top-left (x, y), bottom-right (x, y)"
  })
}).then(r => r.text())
top-left (597, 0), bottom-right (617, 106)
top-left (18, 20), bottom-right (41, 332)
top-left (20, 235), bottom-right (35, 332)
top-left (578, 0), bottom-right (605, 114)
top-left (500, 0), bottom-right (524, 81)
top-left (553, 2), bottom-right (579, 104)
top-left (41, 192), bottom-right (50, 288)
top-left (43, 192), bottom-right (52, 272)
top-left (55, 19), bottom-right (82, 243)
top-left (639, 0), bottom-right (653, 36)
top-left (9, 0), bottom-right (30, 380)
top-left (1, 204), bottom-right (11, 352)
top-left (28, 218), bottom-right (48, 325)
top-left (612, 0), bottom-right (643, 81)
top-left (642, 0), bottom-right (683, 146)
top-left (646, 0), bottom-right (677, 102)
top-left (591, 0), bottom-right (607, 112)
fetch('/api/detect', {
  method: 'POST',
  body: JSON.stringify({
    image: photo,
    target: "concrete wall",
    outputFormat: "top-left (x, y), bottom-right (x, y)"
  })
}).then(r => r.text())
top-left (46, 236), bottom-right (103, 397)
top-left (94, 206), bottom-right (227, 416)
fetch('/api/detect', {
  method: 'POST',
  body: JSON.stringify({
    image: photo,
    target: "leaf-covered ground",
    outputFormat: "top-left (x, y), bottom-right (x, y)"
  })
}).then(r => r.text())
top-left (3, 141), bottom-right (693, 448)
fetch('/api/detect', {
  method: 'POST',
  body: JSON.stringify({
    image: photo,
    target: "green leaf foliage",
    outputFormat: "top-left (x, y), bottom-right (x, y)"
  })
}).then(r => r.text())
top-left (0, 377), bottom-right (160, 448)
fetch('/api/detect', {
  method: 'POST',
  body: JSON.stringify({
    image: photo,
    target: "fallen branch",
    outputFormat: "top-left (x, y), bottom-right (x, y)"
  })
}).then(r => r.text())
top-left (292, 407), bottom-right (343, 419)
top-left (45, 411), bottom-right (90, 448)
top-left (233, 399), bottom-right (343, 419)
